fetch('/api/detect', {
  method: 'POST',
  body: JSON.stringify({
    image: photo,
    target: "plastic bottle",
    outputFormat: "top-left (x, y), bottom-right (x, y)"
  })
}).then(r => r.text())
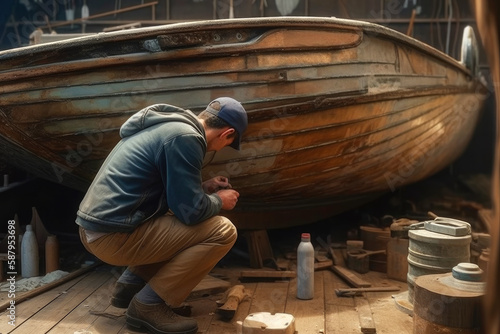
top-left (21, 225), bottom-right (39, 278)
top-left (297, 232), bottom-right (314, 299)
top-left (45, 235), bottom-right (60, 273)
top-left (81, 1), bottom-right (89, 21)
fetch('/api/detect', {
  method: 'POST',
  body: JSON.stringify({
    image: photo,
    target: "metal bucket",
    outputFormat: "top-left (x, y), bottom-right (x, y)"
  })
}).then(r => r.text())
top-left (407, 223), bottom-right (471, 303)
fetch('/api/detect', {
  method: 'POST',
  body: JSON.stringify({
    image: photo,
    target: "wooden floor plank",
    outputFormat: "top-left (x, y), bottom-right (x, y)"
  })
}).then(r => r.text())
top-left (248, 280), bottom-right (289, 315)
top-left (0, 274), bottom-right (88, 334)
top-left (356, 270), bottom-right (412, 333)
top-left (181, 297), bottom-right (216, 334)
top-left (9, 270), bottom-right (111, 334)
top-left (47, 274), bottom-right (118, 334)
top-left (87, 304), bottom-right (128, 334)
top-left (324, 269), bottom-right (361, 334)
top-left (285, 271), bottom-right (325, 334)
top-left (1, 262), bottom-right (417, 334)
top-left (366, 295), bottom-right (413, 334)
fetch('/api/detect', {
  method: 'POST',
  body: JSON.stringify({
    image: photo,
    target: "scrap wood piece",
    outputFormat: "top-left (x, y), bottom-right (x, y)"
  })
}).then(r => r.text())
top-left (314, 259), bottom-right (333, 271)
top-left (216, 284), bottom-right (251, 320)
top-left (330, 265), bottom-right (371, 288)
top-left (315, 236), bottom-right (340, 264)
top-left (355, 296), bottom-right (376, 333)
top-left (239, 270), bottom-right (296, 281)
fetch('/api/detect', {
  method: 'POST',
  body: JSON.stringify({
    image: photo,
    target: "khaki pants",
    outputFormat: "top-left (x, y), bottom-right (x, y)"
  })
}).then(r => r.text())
top-left (79, 214), bottom-right (237, 306)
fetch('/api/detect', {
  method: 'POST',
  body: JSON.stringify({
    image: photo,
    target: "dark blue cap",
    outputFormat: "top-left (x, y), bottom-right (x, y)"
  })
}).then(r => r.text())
top-left (205, 97), bottom-right (248, 150)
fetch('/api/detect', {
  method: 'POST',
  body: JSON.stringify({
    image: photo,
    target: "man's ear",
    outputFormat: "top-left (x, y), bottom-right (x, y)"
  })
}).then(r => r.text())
top-left (220, 127), bottom-right (236, 139)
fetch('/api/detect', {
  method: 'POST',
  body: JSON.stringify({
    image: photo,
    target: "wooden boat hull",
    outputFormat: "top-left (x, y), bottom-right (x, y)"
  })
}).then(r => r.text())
top-left (0, 17), bottom-right (487, 229)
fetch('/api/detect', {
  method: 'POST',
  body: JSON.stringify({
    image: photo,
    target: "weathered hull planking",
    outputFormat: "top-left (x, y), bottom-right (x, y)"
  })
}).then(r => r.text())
top-left (0, 17), bottom-right (487, 229)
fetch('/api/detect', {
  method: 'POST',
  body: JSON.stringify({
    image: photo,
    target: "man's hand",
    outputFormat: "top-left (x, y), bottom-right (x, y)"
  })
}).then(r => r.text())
top-left (217, 189), bottom-right (240, 210)
top-left (203, 176), bottom-right (232, 194)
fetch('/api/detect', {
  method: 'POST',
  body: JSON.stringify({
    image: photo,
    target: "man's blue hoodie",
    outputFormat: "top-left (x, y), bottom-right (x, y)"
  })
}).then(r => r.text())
top-left (75, 104), bottom-right (222, 233)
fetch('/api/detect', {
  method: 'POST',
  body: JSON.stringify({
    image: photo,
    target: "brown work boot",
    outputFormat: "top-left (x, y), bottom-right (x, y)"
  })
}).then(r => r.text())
top-left (110, 282), bottom-right (144, 308)
top-left (126, 297), bottom-right (198, 334)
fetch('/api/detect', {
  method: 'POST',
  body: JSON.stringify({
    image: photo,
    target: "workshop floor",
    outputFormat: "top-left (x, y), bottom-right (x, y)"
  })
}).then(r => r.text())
top-left (0, 262), bottom-right (413, 334)
top-left (0, 171), bottom-right (490, 334)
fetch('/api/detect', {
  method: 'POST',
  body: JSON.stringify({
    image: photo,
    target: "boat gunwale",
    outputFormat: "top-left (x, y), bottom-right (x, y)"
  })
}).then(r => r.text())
top-left (0, 16), bottom-right (474, 78)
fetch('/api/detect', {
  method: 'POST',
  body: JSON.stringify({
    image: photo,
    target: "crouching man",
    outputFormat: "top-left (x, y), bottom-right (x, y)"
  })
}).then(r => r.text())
top-left (75, 97), bottom-right (248, 334)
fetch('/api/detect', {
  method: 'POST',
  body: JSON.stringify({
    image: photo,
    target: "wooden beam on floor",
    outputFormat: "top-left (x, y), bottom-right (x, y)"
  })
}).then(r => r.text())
top-left (330, 265), bottom-right (371, 288)
top-left (355, 296), bottom-right (376, 334)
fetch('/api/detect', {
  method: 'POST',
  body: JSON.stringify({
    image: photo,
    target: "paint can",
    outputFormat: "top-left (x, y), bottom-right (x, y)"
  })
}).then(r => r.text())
top-left (407, 219), bottom-right (471, 303)
top-left (413, 263), bottom-right (485, 333)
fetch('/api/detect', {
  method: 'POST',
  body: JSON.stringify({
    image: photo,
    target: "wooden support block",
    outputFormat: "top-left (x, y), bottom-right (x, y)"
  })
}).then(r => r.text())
top-left (245, 230), bottom-right (275, 269)
top-left (330, 265), bottom-right (371, 288)
top-left (355, 296), bottom-right (376, 333)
